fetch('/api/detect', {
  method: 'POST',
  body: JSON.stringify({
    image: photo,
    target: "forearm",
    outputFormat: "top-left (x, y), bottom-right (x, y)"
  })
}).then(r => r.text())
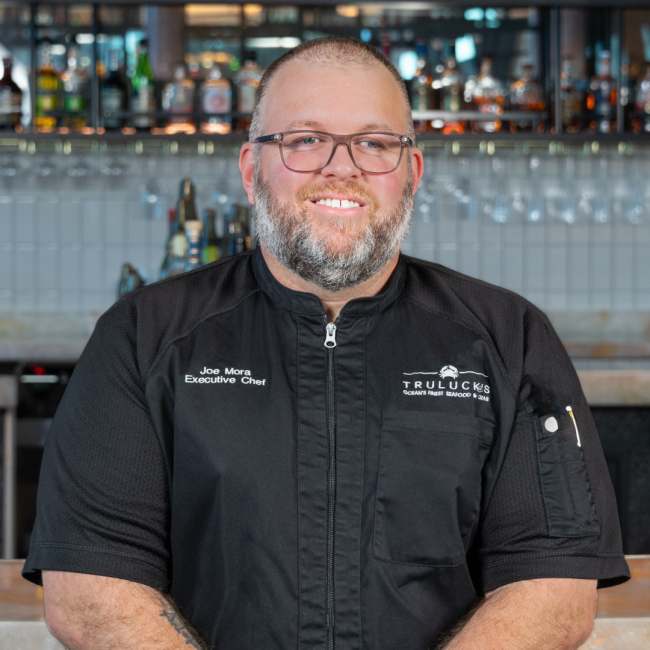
top-left (43, 571), bottom-right (207, 650)
top-left (436, 578), bottom-right (597, 650)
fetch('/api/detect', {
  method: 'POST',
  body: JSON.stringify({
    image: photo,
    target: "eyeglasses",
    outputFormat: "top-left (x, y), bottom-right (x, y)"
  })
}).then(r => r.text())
top-left (254, 130), bottom-right (413, 175)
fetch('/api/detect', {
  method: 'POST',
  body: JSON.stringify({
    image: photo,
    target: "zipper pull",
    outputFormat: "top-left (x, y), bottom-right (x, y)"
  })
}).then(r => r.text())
top-left (566, 406), bottom-right (582, 447)
top-left (324, 322), bottom-right (337, 349)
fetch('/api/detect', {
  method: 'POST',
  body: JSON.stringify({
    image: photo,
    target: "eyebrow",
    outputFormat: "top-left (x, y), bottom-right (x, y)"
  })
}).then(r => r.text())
top-left (282, 120), bottom-right (397, 132)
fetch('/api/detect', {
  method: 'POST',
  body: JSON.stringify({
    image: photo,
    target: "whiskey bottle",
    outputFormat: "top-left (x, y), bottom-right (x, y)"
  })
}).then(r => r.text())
top-left (35, 41), bottom-right (61, 131)
top-left (200, 65), bottom-right (232, 134)
top-left (466, 55), bottom-right (504, 133)
top-left (101, 48), bottom-right (128, 131)
top-left (185, 220), bottom-right (204, 271)
top-left (62, 47), bottom-right (89, 130)
top-left (560, 59), bottom-right (584, 133)
top-left (635, 63), bottom-right (650, 133)
top-left (0, 58), bottom-right (22, 130)
top-left (162, 63), bottom-right (195, 129)
top-left (509, 64), bottom-right (545, 132)
top-left (587, 50), bottom-right (616, 134)
top-left (411, 40), bottom-right (436, 131)
top-left (439, 51), bottom-right (465, 134)
top-left (234, 52), bottom-right (262, 131)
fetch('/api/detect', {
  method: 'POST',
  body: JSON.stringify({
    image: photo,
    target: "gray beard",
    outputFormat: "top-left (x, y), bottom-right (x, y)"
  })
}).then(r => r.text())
top-left (252, 171), bottom-right (413, 293)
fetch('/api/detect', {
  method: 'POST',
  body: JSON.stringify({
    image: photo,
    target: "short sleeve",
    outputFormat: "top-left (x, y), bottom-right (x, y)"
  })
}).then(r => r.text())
top-left (476, 309), bottom-right (630, 593)
top-left (23, 300), bottom-right (170, 590)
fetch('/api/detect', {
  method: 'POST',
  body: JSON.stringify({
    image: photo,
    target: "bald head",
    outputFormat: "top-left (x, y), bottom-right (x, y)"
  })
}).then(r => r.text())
top-left (249, 36), bottom-right (414, 142)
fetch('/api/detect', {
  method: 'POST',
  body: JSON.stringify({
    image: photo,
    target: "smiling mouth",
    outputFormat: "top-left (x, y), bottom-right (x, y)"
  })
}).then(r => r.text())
top-left (310, 197), bottom-right (364, 209)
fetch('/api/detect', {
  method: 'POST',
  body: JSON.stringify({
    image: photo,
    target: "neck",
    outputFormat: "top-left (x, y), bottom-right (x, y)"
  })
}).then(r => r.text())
top-left (260, 244), bottom-right (399, 322)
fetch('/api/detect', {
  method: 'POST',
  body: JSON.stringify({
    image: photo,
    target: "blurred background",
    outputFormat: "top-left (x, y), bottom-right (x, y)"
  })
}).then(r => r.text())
top-left (0, 2), bottom-right (648, 647)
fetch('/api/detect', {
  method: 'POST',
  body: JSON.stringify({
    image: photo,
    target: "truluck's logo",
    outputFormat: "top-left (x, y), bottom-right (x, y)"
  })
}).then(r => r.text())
top-left (402, 365), bottom-right (491, 402)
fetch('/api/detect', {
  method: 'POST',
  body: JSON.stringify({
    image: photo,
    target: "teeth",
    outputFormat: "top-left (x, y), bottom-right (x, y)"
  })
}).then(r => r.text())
top-left (314, 198), bottom-right (361, 209)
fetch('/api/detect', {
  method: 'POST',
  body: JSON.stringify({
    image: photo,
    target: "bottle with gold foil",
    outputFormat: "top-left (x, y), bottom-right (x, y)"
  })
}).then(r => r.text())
top-left (35, 41), bottom-right (61, 131)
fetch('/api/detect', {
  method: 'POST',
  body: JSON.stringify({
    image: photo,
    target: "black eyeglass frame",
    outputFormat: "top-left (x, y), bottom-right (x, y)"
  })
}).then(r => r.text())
top-left (254, 130), bottom-right (414, 175)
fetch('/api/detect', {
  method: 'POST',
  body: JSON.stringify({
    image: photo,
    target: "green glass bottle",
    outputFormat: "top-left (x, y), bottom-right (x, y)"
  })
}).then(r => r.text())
top-left (202, 208), bottom-right (220, 264)
top-left (132, 39), bottom-right (156, 130)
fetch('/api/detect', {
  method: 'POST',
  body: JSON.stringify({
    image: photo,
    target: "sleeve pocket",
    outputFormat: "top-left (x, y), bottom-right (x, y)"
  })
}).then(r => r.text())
top-left (533, 412), bottom-right (600, 537)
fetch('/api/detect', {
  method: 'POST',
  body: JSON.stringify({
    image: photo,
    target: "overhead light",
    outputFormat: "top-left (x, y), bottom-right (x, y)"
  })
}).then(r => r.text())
top-left (455, 35), bottom-right (476, 63)
top-left (50, 44), bottom-right (66, 55)
top-left (244, 37), bottom-right (301, 48)
top-left (398, 50), bottom-right (418, 80)
top-left (464, 8), bottom-right (484, 21)
top-left (21, 375), bottom-right (59, 384)
top-left (336, 5), bottom-right (359, 18)
top-left (76, 34), bottom-right (94, 44)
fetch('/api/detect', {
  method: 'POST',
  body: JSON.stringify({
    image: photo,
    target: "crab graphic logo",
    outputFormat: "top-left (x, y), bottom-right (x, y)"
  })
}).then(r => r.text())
top-left (439, 365), bottom-right (459, 380)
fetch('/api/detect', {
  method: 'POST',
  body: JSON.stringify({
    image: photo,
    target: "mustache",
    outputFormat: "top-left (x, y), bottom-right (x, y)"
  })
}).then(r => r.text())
top-left (296, 181), bottom-right (379, 212)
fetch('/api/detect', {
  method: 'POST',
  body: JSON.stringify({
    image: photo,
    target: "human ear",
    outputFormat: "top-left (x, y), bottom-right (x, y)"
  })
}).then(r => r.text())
top-left (239, 142), bottom-right (256, 206)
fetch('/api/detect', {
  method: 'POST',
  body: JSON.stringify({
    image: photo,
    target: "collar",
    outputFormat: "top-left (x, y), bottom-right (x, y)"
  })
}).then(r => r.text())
top-left (251, 246), bottom-right (405, 318)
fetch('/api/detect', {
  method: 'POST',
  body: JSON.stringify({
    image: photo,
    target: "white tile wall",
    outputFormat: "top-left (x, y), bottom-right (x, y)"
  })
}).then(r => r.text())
top-left (0, 141), bottom-right (648, 321)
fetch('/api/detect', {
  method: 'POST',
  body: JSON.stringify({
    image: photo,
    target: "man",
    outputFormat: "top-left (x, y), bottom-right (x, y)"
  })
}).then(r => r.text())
top-left (25, 37), bottom-right (628, 650)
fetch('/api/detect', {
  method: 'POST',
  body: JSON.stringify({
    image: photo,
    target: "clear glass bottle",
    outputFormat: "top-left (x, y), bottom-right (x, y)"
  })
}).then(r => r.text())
top-left (200, 65), bottom-right (232, 134)
top-left (588, 50), bottom-right (616, 134)
top-left (131, 39), bottom-right (156, 130)
top-left (202, 208), bottom-right (221, 263)
top-left (509, 64), bottom-right (545, 132)
top-left (439, 52), bottom-right (465, 134)
top-left (62, 46), bottom-right (89, 130)
top-left (162, 63), bottom-right (195, 128)
top-left (411, 40), bottom-right (435, 131)
top-left (466, 55), bottom-right (505, 133)
top-left (635, 63), bottom-right (650, 133)
top-left (234, 51), bottom-right (262, 131)
top-left (560, 59), bottom-right (584, 133)
top-left (35, 41), bottom-right (61, 130)
top-left (101, 48), bottom-right (128, 131)
top-left (0, 58), bottom-right (22, 130)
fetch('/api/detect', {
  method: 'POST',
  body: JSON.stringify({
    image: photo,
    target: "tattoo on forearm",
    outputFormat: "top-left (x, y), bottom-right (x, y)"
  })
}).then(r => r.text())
top-left (160, 607), bottom-right (202, 649)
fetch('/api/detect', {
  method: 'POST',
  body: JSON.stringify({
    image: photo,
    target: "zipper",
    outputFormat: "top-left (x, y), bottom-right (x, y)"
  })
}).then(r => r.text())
top-left (566, 406), bottom-right (582, 447)
top-left (324, 319), bottom-right (337, 650)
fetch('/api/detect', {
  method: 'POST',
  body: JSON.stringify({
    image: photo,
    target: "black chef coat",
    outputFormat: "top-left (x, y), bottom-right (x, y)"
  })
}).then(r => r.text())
top-left (24, 247), bottom-right (629, 650)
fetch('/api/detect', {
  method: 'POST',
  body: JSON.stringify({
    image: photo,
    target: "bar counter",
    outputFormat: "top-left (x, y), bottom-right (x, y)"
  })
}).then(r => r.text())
top-left (0, 559), bottom-right (648, 649)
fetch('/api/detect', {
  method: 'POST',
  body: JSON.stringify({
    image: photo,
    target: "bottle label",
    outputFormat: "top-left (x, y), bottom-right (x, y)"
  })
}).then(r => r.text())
top-left (36, 92), bottom-right (58, 114)
top-left (133, 86), bottom-right (156, 127)
top-left (64, 94), bottom-right (85, 112)
top-left (101, 87), bottom-right (124, 127)
top-left (238, 85), bottom-right (257, 114)
top-left (0, 90), bottom-right (20, 114)
top-left (203, 87), bottom-right (231, 114)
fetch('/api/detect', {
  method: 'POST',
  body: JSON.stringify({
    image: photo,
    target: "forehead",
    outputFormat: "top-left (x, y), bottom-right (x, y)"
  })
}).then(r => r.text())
top-left (262, 58), bottom-right (408, 135)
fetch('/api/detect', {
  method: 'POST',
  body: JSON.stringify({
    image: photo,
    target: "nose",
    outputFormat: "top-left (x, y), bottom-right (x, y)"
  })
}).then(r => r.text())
top-left (320, 142), bottom-right (361, 181)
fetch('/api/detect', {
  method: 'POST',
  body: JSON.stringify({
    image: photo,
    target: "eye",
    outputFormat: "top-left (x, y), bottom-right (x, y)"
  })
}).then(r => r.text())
top-left (298, 136), bottom-right (320, 145)
top-left (359, 139), bottom-right (384, 150)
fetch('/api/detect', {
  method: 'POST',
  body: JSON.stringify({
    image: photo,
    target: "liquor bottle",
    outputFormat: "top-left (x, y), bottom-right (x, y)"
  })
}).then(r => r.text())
top-left (411, 40), bottom-right (436, 131)
top-left (200, 65), bottom-right (232, 134)
top-left (179, 178), bottom-right (198, 221)
top-left (635, 63), bottom-right (650, 133)
top-left (169, 199), bottom-right (189, 274)
top-left (202, 208), bottom-right (221, 263)
top-left (234, 51), bottom-right (262, 131)
top-left (35, 41), bottom-right (61, 130)
top-left (223, 204), bottom-right (251, 256)
top-left (0, 58), bottom-right (22, 130)
top-left (160, 209), bottom-right (176, 280)
top-left (509, 64), bottom-right (545, 133)
top-left (101, 48), bottom-right (128, 131)
top-left (466, 55), bottom-right (505, 133)
top-left (560, 59), bottom-right (584, 133)
top-left (62, 47), bottom-right (89, 130)
top-left (439, 51), bottom-right (465, 134)
top-left (587, 50), bottom-right (616, 134)
top-left (162, 63), bottom-right (195, 128)
top-left (185, 220), bottom-right (204, 271)
top-left (117, 263), bottom-right (145, 299)
top-left (132, 39), bottom-right (156, 130)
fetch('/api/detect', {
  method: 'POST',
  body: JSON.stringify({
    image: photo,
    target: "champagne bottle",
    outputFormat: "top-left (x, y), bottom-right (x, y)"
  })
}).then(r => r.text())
top-left (132, 39), bottom-right (156, 130)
